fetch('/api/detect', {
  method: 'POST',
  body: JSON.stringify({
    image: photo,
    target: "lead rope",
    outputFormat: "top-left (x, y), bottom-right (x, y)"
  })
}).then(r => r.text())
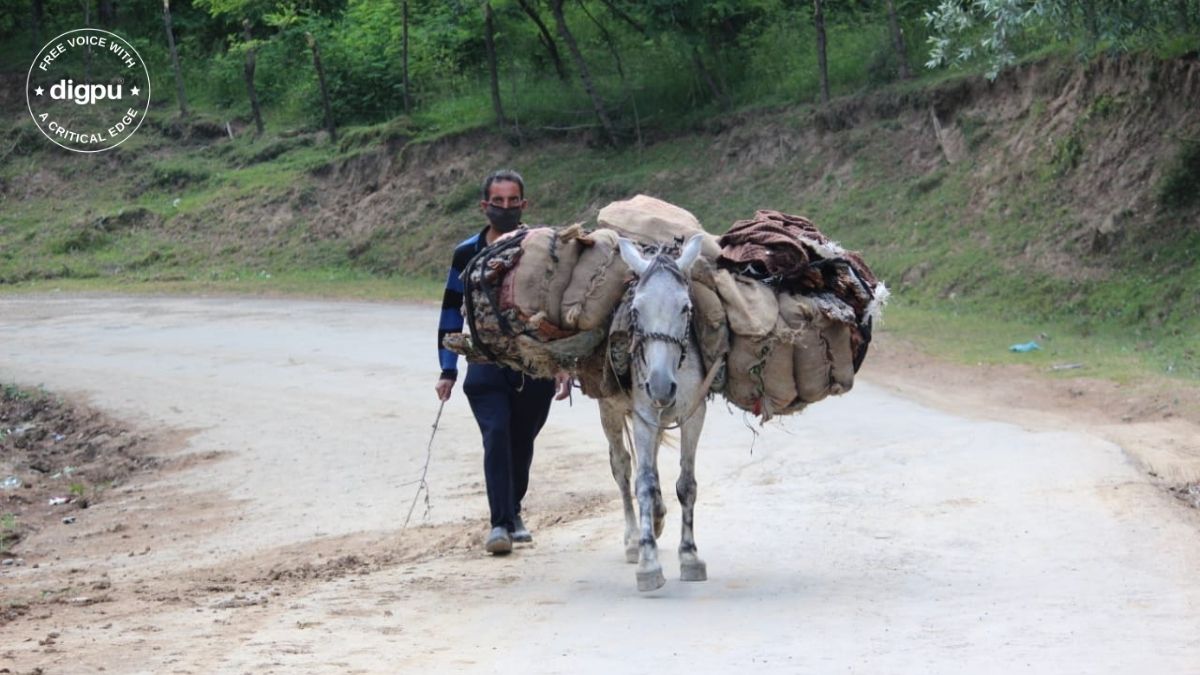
top-left (403, 399), bottom-right (444, 529)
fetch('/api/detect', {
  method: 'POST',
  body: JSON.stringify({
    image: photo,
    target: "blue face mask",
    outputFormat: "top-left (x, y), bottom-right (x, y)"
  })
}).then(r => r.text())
top-left (485, 204), bottom-right (522, 232)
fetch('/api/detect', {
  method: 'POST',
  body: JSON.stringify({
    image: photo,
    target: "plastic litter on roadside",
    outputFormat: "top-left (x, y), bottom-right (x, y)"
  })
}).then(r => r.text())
top-left (1009, 341), bottom-right (1041, 353)
top-left (1, 476), bottom-right (21, 490)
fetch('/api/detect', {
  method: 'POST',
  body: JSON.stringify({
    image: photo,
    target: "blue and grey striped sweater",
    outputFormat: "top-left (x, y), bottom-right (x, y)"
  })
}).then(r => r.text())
top-left (437, 227), bottom-right (488, 381)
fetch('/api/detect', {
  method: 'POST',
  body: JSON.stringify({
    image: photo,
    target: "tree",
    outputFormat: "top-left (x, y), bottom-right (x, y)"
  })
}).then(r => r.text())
top-left (515, 0), bottom-right (569, 82)
top-left (923, 0), bottom-right (1200, 80)
top-left (402, 0), bottom-right (411, 113)
top-left (634, 0), bottom-right (767, 111)
top-left (98, 0), bottom-right (114, 26)
top-left (305, 31), bottom-right (337, 141)
top-left (483, 0), bottom-right (506, 130)
top-left (162, 0), bottom-right (189, 116)
top-left (885, 0), bottom-right (911, 80)
top-left (813, 0), bottom-right (829, 104)
top-left (550, 0), bottom-right (618, 145)
top-left (241, 19), bottom-right (264, 135)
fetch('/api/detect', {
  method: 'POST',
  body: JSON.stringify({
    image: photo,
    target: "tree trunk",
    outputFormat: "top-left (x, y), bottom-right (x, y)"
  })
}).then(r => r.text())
top-left (691, 47), bottom-right (729, 110)
top-left (885, 0), bottom-right (910, 79)
top-left (812, 0), bottom-right (829, 104)
top-left (306, 32), bottom-right (337, 142)
top-left (32, 0), bottom-right (44, 47)
top-left (515, 0), bottom-right (569, 82)
top-left (597, 0), bottom-right (646, 36)
top-left (483, 1), bottom-right (506, 130)
top-left (98, 0), bottom-right (114, 25)
top-left (162, 0), bottom-right (188, 117)
top-left (1081, 0), bottom-right (1100, 44)
top-left (83, 0), bottom-right (91, 83)
top-left (242, 20), bottom-right (264, 136)
top-left (402, 0), bottom-right (411, 113)
top-left (577, 0), bottom-right (624, 81)
top-left (550, 0), bottom-right (618, 146)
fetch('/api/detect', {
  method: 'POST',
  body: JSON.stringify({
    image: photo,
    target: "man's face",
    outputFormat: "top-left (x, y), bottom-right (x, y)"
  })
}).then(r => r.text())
top-left (480, 180), bottom-right (527, 215)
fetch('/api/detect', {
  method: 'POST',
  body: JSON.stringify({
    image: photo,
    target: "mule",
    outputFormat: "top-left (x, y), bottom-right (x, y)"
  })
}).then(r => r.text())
top-left (599, 233), bottom-right (710, 592)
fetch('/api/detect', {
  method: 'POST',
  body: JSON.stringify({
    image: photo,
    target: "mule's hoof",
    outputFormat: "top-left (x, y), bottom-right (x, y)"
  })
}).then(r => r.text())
top-left (625, 547), bottom-right (639, 564)
top-left (636, 567), bottom-right (666, 592)
top-left (680, 560), bottom-right (707, 582)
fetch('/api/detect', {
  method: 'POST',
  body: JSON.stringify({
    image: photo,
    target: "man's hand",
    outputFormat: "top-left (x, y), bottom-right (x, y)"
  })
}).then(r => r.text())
top-left (435, 377), bottom-right (455, 402)
top-left (553, 371), bottom-right (571, 401)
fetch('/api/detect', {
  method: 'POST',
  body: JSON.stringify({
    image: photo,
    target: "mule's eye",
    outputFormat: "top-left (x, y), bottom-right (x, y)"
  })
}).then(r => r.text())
top-left (680, 306), bottom-right (689, 315)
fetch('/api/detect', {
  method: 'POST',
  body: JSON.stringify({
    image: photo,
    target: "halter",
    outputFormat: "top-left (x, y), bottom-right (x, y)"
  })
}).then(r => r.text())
top-left (628, 253), bottom-right (692, 371)
top-left (622, 247), bottom-right (722, 430)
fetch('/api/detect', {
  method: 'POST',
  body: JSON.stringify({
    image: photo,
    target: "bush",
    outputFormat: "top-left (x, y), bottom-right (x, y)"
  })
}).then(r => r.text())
top-left (1158, 140), bottom-right (1200, 211)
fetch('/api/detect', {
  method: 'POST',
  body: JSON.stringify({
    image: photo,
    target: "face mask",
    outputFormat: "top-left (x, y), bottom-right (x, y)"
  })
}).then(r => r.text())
top-left (485, 204), bottom-right (523, 233)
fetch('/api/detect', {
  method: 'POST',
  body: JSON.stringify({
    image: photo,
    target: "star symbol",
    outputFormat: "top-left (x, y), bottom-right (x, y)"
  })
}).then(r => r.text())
top-left (34, 86), bottom-right (44, 96)
top-left (130, 86), bottom-right (140, 96)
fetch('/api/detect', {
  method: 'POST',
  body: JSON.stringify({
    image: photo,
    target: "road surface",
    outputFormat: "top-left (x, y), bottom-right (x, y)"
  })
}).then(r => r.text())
top-left (1, 294), bottom-right (1198, 674)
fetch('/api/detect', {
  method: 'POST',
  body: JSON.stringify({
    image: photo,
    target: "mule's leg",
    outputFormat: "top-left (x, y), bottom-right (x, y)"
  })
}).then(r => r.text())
top-left (631, 414), bottom-right (665, 591)
top-left (599, 398), bottom-right (638, 564)
top-left (677, 400), bottom-right (707, 582)
top-left (652, 427), bottom-right (667, 540)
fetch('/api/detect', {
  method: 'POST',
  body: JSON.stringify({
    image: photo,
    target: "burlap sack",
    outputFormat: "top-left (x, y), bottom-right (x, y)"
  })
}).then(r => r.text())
top-left (761, 319), bottom-right (799, 414)
top-left (778, 292), bottom-right (856, 403)
top-left (597, 195), bottom-right (721, 259)
top-left (560, 228), bottom-right (630, 331)
top-left (500, 226), bottom-right (580, 328)
top-left (713, 270), bottom-right (778, 337)
top-left (689, 279), bottom-right (729, 392)
top-left (824, 321), bottom-right (855, 395)
top-left (724, 332), bottom-right (770, 412)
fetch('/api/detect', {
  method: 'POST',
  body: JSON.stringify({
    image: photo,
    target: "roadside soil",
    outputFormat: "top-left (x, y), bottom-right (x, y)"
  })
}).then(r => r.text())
top-left (1, 293), bottom-right (1198, 674)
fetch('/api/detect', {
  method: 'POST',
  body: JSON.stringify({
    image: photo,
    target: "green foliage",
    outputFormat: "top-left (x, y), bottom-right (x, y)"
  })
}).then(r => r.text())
top-left (924, 0), bottom-right (1200, 79)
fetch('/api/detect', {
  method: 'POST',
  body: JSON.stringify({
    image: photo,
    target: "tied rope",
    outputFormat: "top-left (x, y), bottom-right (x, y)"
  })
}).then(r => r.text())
top-left (403, 399), bottom-right (444, 529)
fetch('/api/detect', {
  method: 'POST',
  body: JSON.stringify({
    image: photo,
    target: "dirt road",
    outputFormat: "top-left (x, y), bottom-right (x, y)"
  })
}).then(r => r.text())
top-left (2, 294), bottom-right (1199, 674)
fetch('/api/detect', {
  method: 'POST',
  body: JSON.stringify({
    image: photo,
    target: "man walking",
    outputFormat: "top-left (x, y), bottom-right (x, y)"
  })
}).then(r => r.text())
top-left (435, 169), bottom-right (570, 555)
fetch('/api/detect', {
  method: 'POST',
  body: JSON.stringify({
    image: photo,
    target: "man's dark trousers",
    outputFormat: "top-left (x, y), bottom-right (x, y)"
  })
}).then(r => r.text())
top-left (462, 362), bottom-right (554, 530)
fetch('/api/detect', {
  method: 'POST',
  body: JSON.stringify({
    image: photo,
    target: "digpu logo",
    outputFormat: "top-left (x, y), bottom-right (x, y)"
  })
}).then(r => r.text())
top-left (26, 28), bottom-right (151, 153)
top-left (48, 79), bottom-right (127, 106)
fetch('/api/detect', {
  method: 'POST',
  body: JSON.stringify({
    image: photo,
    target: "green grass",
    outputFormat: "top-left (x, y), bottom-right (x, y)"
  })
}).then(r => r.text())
top-left (3, 44), bottom-right (1198, 391)
top-left (0, 513), bottom-right (16, 554)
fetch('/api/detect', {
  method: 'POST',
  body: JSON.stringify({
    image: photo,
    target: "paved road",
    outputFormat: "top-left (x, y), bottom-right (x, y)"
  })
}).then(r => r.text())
top-left (2, 294), bottom-right (1198, 674)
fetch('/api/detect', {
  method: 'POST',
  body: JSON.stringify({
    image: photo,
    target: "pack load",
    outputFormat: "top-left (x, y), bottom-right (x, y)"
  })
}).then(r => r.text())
top-left (714, 209), bottom-right (887, 419)
top-left (442, 199), bottom-right (886, 421)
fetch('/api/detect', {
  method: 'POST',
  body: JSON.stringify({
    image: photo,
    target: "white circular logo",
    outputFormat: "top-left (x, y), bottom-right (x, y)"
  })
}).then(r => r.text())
top-left (26, 28), bottom-right (151, 153)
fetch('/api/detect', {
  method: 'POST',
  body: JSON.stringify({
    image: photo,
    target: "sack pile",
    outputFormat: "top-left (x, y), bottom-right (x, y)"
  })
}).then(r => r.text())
top-left (713, 209), bottom-right (887, 419)
top-left (442, 196), bottom-right (886, 420)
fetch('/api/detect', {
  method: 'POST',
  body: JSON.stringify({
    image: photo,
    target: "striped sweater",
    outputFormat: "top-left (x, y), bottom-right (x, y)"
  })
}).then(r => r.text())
top-left (437, 227), bottom-right (489, 381)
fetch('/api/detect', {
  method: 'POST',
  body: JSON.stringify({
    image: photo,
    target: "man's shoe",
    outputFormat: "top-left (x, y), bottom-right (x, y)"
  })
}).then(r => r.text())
top-left (510, 515), bottom-right (532, 543)
top-left (485, 526), bottom-right (512, 555)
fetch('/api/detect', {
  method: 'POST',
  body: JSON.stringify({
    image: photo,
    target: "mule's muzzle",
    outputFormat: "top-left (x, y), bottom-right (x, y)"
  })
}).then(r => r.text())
top-left (647, 370), bottom-right (678, 408)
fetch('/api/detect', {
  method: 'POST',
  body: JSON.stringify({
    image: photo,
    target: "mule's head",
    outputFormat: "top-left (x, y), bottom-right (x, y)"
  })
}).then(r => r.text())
top-left (618, 233), bottom-right (705, 408)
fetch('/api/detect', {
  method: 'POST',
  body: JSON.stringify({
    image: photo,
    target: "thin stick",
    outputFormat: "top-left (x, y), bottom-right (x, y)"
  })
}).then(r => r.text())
top-left (403, 400), bottom-right (444, 529)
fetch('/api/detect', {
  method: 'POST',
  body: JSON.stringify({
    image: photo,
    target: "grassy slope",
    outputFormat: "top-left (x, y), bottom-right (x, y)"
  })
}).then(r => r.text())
top-left (2, 56), bottom-right (1197, 386)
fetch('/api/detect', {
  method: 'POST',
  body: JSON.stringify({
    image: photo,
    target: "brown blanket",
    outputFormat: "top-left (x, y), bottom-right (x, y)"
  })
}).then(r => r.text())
top-left (717, 209), bottom-right (879, 322)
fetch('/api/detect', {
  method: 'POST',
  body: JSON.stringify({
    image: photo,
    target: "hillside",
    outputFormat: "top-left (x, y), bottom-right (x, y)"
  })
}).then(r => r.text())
top-left (2, 54), bottom-right (1199, 378)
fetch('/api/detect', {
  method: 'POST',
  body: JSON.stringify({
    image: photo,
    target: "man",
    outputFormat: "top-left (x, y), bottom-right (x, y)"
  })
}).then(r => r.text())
top-left (435, 168), bottom-right (570, 556)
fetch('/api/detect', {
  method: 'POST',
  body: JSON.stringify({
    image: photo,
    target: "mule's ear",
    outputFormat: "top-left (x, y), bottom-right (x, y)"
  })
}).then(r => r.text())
top-left (618, 237), bottom-right (650, 276)
top-left (676, 233), bottom-right (705, 274)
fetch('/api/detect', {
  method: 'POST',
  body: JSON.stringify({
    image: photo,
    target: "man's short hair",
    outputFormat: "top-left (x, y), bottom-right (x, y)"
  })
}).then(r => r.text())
top-left (481, 169), bottom-right (525, 200)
